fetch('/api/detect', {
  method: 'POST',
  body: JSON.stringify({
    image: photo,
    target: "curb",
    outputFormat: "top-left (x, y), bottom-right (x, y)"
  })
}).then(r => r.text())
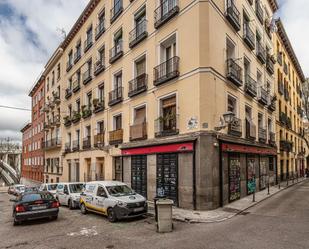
top-left (171, 178), bottom-right (307, 224)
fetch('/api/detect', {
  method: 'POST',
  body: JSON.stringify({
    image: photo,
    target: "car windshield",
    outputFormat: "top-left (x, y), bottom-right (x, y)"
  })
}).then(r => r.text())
top-left (69, 184), bottom-right (84, 193)
top-left (22, 193), bottom-right (54, 202)
top-left (106, 185), bottom-right (135, 197)
top-left (48, 184), bottom-right (58, 191)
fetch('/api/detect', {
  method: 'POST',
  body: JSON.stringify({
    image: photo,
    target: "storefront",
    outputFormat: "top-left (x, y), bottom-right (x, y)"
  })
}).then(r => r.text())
top-left (121, 142), bottom-right (194, 209)
top-left (221, 142), bottom-right (277, 205)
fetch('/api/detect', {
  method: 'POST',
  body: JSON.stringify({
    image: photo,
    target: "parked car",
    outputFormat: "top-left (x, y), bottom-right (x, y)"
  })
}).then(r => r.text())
top-left (39, 183), bottom-right (58, 196)
top-left (56, 182), bottom-right (84, 209)
top-left (7, 184), bottom-right (25, 196)
top-left (10, 191), bottom-right (59, 225)
top-left (80, 181), bottom-right (147, 222)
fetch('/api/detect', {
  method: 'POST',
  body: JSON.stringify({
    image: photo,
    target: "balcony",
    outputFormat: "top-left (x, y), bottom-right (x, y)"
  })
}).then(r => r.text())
top-left (81, 105), bottom-right (92, 119)
top-left (244, 74), bottom-right (257, 97)
top-left (256, 42), bottom-right (266, 64)
top-left (72, 140), bottom-right (80, 152)
top-left (72, 80), bottom-right (80, 93)
top-left (255, 0), bottom-right (264, 24)
top-left (258, 127), bottom-right (267, 143)
top-left (110, 0), bottom-right (123, 24)
top-left (94, 59), bottom-right (105, 76)
top-left (109, 41), bottom-right (123, 64)
top-left (52, 115), bottom-right (61, 126)
top-left (279, 112), bottom-right (287, 126)
top-left (268, 132), bottom-right (276, 147)
top-left (227, 118), bottom-right (242, 137)
top-left (74, 50), bottom-right (81, 64)
top-left (280, 140), bottom-right (293, 152)
top-left (277, 52), bottom-right (282, 66)
top-left (94, 133), bottom-right (104, 147)
top-left (243, 24), bottom-right (255, 50)
top-left (65, 88), bottom-right (72, 99)
top-left (283, 62), bottom-right (288, 75)
top-left (84, 38), bottom-right (93, 53)
top-left (65, 142), bottom-right (71, 153)
top-left (44, 121), bottom-right (50, 131)
top-left (297, 106), bottom-right (303, 117)
top-left (225, 0), bottom-right (241, 32)
top-left (109, 129), bottom-right (123, 145)
top-left (266, 55), bottom-right (275, 75)
top-left (268, 95), bottom-right (276, 112)
top-left (82, 69), bottom-right (92, 85)
top-left (286, 117), bottom-right (292, 129)
top-left (108, 87), bottom-right (123, 106)
top-left (284, 87), bottom-right (290, 102)
top-left (154, 0), bottom-right (179, 29)
top-left (53, 92), bottom-right (60, 105)
top-left (82, 136), bottom-right (91, 150)
top-left (66, 60), bottom-right (73, 72)
top-left (71, 111), bottom-right (81, 124)
top-left (44, 138), bottom-right (61, 150)
top-left (64, 116), bottom-right (72, 127)
top-left (226, 59), bottom-right (242, 87)
top-left (258, 87), bottom-right (268, 106)
top-left (129, 19), bottom-right (148, 48)
top-left (130, 122), bottom-right (147, 141)
top-left (95, 21), bottom-right (105, 40)
top-left (154, 56), bottom-right (180, 86)
top-left (93, 99), bottom-right (104, 114)
top-left (155, 114), bottom-right (179, 137)
top-left (278, 81), bottom-right (284, 95)
top-left (245, 120), bottom-right (256, 140)
top-left (128, 73), bottom-right (148, 97)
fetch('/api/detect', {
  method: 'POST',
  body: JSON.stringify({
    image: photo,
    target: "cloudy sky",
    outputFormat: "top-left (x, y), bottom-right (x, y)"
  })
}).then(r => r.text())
top-left (0, 0), bottom-right (308, 142)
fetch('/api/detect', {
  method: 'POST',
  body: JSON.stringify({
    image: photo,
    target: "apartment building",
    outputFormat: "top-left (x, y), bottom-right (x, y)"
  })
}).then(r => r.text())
top-left (42, 47), bottom-right (64, 183)
top-left (36, 0), bottom-right (278, 210)
top-left (274, 20), bottom-right (307, 180)
top-left (20, 75), bottom-right (45, 182)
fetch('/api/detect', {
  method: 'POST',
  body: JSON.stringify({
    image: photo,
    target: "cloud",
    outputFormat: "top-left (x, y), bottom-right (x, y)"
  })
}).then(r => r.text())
top-left (277, 0), bottom-right (309, 77)
top-left (0, 0), bottom-right (89, 141)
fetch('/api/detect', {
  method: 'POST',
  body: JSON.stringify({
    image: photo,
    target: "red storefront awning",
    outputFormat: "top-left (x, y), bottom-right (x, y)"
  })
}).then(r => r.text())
top-left (121, 142), bottom-right (194, 156)
top-left (221, 143), bottom-right (277, 155)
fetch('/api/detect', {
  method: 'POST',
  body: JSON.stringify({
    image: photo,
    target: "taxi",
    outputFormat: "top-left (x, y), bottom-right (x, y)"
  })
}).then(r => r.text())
top-left (80, 181), bottom-right (147, 222)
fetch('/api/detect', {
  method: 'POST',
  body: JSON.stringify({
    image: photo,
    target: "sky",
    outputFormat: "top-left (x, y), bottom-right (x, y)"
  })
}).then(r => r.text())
top-left (0, 0), bottom-right (308, 142)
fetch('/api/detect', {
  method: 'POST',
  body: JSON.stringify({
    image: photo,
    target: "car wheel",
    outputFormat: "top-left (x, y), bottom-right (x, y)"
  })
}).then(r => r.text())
top-left (107, 208), bottom-right (117, 223)
top-left (13, 217), bottom-right (21, 226)
top-left (68, 199), bottom-right (73, 210)
top-left (50, 215), bottom-right (58, 221)
top-left (80, 203), bottom-right (87, 214)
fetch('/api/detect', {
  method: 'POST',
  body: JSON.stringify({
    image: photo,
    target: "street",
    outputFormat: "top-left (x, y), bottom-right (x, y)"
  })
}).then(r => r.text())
top-left (1, 180), bottom-right (309, 249)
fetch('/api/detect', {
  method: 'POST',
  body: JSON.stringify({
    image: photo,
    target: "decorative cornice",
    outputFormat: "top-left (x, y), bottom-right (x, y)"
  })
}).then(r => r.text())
top-left (268, 0), bottom-right (279, 12)
top-left (61, 0), bottom-right (100, 50)
top-left (276, 19), bottom-right (306, 83)
top-left (20, 123), bottom-right (32, 133)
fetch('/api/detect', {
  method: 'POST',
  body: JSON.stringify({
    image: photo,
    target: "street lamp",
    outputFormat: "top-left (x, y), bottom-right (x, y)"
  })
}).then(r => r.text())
top-left (222, 111), bottom-right (235, 124)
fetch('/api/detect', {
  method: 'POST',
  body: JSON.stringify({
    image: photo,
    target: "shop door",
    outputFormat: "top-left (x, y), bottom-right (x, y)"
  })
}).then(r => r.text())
top-left (157, 153), bottom-right (178, 206)
top-left (247, 157), bottom-right (256, 195)
top-left (259, 157), bottom-right (267, 190)
top-left (229, 155), bottom-right (241, 202)
top-left (131, 155), bottom-right (147, 198)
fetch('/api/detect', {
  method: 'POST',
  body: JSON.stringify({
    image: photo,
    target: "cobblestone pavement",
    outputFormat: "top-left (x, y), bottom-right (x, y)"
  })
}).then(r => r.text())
top-left (1, 180), bottom-right (309, 249)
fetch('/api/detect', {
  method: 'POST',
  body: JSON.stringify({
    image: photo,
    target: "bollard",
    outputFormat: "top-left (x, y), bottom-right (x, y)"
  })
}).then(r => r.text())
top-left (287, 177), bottom-right (288, 186)
top-left (278, 180), bottom-right (281, 189)
top-left (267, 182), bottom-right (270, 195)
top-left (252, 189), bottom-right (256, 202)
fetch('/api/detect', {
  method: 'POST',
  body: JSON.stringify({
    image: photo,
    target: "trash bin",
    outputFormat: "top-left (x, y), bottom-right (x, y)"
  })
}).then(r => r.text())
top-left (154, 195), bottom-right (166, 222)
top-left (156, 198), bottom-right (173, 233)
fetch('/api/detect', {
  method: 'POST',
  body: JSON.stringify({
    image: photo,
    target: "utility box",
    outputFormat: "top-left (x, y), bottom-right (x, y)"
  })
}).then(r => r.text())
top-left (156, 199), bottom-right (173, 233)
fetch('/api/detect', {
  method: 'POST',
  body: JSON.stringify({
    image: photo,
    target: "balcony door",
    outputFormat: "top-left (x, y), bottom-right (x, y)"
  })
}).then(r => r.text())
top-left (160, 34), bottom-right (176, 76)
top-left (161, 96), bottom-right (176, 132)
top-left (114, 115), bottom-right (122, 131)
top-left (135, 6), bottom-right (146, 37)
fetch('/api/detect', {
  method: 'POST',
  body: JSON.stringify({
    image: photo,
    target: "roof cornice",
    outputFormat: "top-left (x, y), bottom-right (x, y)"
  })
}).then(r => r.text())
top-left (20, 123), bottom-right (32, 133)
top-left (268, 0), bottom-right (279, 12)
top-left (276, 19), bottom-right (306, 83)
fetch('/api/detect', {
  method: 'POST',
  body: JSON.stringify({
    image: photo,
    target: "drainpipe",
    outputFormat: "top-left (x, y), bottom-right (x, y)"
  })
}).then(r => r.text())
top-left (193, 139), bottom-right (197, 210)
top-left (219, 139), bottom-right (223, 207)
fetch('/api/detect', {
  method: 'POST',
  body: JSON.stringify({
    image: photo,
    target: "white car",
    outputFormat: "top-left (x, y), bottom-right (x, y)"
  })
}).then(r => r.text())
top-left (56, 182), bottom-right (84, 209)
top-left (8, 184), bottom-right (25, 196)
top-left (39, 183), bottom-right (58, 196)
top-left (80, 181), bottom-right (147, 222)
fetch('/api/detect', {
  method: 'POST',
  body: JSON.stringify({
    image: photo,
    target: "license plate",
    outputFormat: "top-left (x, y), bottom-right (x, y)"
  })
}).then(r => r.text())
top-left (133, 207), bottom-right (144, 212)
top-left (32, 205), bottom-right (46, 210)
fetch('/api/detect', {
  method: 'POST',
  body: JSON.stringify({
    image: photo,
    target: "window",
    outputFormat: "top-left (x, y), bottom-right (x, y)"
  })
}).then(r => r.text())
top-left (226, 38), bottom-right (236, 60)
top-left (227, 95), bottom-right (237, 116)
top-left (98, 84), bottom-right (104, 102)
top-left (114, 114), bottom-right (122, 130)
top-left (86, 91), bottom-right (92, 107)
top-left (135, 55), bottom-right (146, 77)
top-left (114, 71), bottom-right (122, 89)
top-left (86, 26), bottom-right (93, 46)
top-left (134, 106), bottom-right (146, 124)
top-left (160, 33), bottom-right (176, 63)
top-left (114, 29), bottom-right (122, 49)
top-left (68, 50), bottom-right (73, 66)
top-left (76, 99), bottom-right (81, 113)
top-left (97, 121), bottom-right (104, 134)
top-left (52, 71), bottom-right (55, 86)
top-left (160, 95), bottom-right (177, 130)
top-left (258, 113), bottom-right (263, 129)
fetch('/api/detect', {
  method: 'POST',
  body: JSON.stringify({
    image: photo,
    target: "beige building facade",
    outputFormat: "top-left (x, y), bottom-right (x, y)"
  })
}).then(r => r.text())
top-left (274, 20), bottom-right (307, 181)
top-left (38, 0), bottom-right (306, 210)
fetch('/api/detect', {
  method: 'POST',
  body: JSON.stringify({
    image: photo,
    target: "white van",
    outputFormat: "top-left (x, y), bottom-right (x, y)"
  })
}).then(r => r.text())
top-left (56, 182), bottom-right (84, 209)
top-left (80, 181), bottom-right (147, 222)
top-left (39, 183), bottom-right (58, 196)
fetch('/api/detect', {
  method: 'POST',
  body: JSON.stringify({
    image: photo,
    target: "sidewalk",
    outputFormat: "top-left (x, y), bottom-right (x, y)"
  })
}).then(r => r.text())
top-left (148, 177), bottom-right (307, 223)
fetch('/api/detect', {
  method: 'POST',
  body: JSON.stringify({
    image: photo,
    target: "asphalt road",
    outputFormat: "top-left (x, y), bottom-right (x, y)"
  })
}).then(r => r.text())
top-left (1, 180), bottom-right (309, 249)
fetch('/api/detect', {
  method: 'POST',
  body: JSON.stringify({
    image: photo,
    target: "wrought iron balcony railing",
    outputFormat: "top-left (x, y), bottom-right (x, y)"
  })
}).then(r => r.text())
top-left (109, 41), bottom-right (123, 64)
top-left (154, 56), bottom-right (179, 86)
top-left (244, 74), bottom-right (257, 97)
top-left (129, 19), bottom-right (148, 48)
top-left (108, 87), bottom-right (123, 106)
top-left (155, 114), bottom-right (179, 137)
top-left (226, 0), bottom-right (241, 32)
top-left (243, 23), bottom-right (255, 50)
top-left (226, 58), bottom-right (242, 87)
top-left (110, 0), bottom-right (123, 24)
top-left (128, 73), bottom-right (148, 97)
top-left (154, 0), bottom-right (179, 29)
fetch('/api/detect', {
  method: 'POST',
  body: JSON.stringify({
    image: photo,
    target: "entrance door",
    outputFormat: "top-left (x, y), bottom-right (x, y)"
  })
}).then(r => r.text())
top-left (156, 153), bottom-right (178, 206)
top-left (229, 155), bottom-right (241, 202)
top-left (247, 157), bottom-right (256, 195)
top-left (131, 155), bottom-right (147, 198)
top-left (259, 157), bottom-right (267, 190)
